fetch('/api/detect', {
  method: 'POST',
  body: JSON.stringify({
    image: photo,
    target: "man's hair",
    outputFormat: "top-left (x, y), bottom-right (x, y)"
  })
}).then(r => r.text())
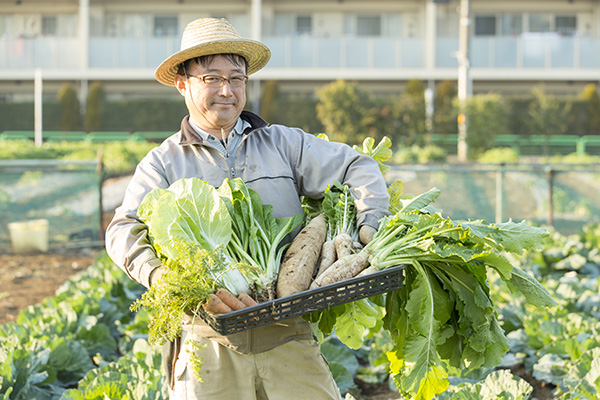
top-left (176, 54), bottom-right (248, 76)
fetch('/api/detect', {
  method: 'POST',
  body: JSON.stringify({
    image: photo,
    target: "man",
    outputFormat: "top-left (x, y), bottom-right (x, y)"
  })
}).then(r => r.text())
top-left (105, 17), bottom-right (389, 399)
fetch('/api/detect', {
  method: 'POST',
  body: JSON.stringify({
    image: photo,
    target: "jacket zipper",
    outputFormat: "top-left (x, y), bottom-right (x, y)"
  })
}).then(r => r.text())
top-left (191, 127), bottom-right (260, 179)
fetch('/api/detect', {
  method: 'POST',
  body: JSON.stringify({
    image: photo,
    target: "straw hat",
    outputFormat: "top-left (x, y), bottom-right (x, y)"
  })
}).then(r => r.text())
top-left (154, 18), bottom-right (271, 87)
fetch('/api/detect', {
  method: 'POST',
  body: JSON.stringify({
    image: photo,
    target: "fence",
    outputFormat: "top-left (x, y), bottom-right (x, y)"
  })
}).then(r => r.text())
top-left (0, 130), bottom-right (173, 143)
top-left (430, 133), bottom-right (600, 156)
top-left (0, 158), bottom-right (104, 253)
top-left (385, 163), bottom-right (600, 235)
top-left (3, 131), bottom-right (600, 156)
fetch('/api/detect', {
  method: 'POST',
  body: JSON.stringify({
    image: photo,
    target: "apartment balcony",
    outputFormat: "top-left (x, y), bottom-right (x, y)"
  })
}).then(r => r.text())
top-left (0, 35), bottom-right (599, 81)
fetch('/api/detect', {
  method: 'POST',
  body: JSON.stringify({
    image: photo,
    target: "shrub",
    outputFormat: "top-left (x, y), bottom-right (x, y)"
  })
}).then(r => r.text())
top-left (433, 80), bottom-right (458, 134)
top-left (478, 147), bottom-right (519, 163)
top-left (85, 82), bottom-right (105, 132)
top-left (579, 83), bottom-right (600, 134)
top-left (57, 83), bottom-right (81, 131)
top-left (462, 93), bottom-right (510, 159)
top-left (260, 80), bottom-right (279, 123)
top-left (397, 79), bottom-right (426, 145)
top-left (316, 80), bottom-right (369, 145)
top-left (392, 144), bottom-right (447, 164)
top-left (527, 85), bottom-right (568, 135)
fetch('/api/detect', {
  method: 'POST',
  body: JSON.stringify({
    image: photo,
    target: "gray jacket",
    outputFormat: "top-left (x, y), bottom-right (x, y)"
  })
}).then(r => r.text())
top-left (105, 111), bottom-right (390, 383)
top-left (106, 111), bottom-right (390, 290)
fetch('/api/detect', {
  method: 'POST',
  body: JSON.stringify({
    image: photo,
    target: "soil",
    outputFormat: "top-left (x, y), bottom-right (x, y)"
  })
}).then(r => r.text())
top-left (0, 210), bottom-right (113, 325)
top-left (0, 248), bottom-right (103, 325)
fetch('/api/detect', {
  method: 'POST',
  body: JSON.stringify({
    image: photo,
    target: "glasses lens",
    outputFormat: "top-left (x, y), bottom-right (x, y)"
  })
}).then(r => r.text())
top-left (200, 75), bottom-right (248, 87)
top-left (229, 76), bottom-right (248, 87)
top-left (202, 76), bottom-right (223, 86)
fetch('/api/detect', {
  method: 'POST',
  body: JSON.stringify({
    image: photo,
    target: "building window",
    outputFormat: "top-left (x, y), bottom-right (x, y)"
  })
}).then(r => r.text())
top-left (556, 15), bottom-right (577, 36)
top-left (296, 15), bottom-right (312, 35)
top-left (42, 16), bottom-right (57, 36)
top-left (356, 15), bottom-right (381, 36)
top-left (500, 14), bottom-right (522, 36)
top-left (154, 16), bottom-right (177, 37)
top-left (528, 13), bottom-right (552, 33)
top-left (475, 15), bottom-right (496, 36)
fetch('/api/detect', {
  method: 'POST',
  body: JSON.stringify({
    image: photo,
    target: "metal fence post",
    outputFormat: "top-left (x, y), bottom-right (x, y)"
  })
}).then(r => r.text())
top-left (547, 167), bottom-right (554, 227)
top-left (97, 149), bottom-right (105, 242)
top-left (495, 162), bottom-right (505, 223)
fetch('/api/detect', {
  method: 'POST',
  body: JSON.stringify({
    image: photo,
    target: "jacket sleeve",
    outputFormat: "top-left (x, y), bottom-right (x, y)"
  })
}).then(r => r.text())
top-left (291, 130), bottom-right (390, 229)
top-left (105, 150), bottom-right (169, 288)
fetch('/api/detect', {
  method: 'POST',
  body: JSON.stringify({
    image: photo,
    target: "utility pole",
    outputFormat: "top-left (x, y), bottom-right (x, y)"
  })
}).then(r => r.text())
top-left (457, 0), bottom-right (472, 161)
top-left (250, 0), bottom-right (262, 115)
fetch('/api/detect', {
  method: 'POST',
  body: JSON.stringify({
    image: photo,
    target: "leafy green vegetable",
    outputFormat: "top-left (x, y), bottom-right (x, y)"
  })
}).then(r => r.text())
top-left (217, 178), bottom-right (303, 298)
top-left (436, 369), bottom-right (533, 399)
top-left (138, 178), bottom-right (252, 295)
top-left (321, 181), bottom-right (358, 241)
top-left (352, 136), bottom-right (393, 174)
top-left (133, 177), bottom-right (304, 344)
top-left (308, 183), bottom-right (556, 400)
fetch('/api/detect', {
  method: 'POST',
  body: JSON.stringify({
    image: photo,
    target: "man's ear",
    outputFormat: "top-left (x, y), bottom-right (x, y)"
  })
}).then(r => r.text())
top-left (174, 75), bottom-right (187, 96)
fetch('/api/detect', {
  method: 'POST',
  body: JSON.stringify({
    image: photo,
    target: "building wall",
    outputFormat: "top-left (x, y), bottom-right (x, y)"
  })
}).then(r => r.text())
top-left (0, 0), bottom-right (598, 101)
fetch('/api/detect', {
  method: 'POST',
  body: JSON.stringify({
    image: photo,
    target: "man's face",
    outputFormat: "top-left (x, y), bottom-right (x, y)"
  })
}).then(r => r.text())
top-left (176, 55), bottom-right (247, 138)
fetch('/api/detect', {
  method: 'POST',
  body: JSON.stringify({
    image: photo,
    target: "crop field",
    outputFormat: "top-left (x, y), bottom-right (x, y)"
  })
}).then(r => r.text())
top-left (1, 213), bottom-right (599, 399)
top-left (1, 139), bottom-right (599, 399)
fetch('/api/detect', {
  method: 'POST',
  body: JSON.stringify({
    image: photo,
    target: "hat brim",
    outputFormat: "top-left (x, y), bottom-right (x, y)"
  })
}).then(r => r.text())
top-left (154, 38), bottom-right (271, 87)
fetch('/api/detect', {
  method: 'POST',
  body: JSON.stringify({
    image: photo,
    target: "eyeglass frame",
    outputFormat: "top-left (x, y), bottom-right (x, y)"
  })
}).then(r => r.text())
top-left (182, 65), bottom-right (248, 88)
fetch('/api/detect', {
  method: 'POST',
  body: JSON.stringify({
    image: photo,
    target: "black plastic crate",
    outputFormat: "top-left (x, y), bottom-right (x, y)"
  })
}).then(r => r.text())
top-left (196, 265), bottom-right (405, 335)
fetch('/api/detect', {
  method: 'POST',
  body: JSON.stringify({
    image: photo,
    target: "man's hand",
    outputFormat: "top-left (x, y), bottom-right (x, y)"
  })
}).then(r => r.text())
top-left (149, 266), bottom-right (166, 287)
top-left (359, 225), bottom-right (378, 245)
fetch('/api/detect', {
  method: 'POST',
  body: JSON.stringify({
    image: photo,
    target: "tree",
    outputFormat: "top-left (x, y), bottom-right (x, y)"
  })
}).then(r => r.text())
top-left (259, 80), bottom-right (279, 123)
top-left (579, 83), bottom-right (600, 135)
top-left (316, 80), bottom-right (369, 145)
top-left (85, 81), bottom-right (105, 132)
top-left (57, 83), bottom-right (81, 131)
top-left (397, 78), bottom-right (426, 145)
top-left (433, 80), bottom-right (458, 134)
top-left (463, 93), bottom-right (510, 159)
top-left (527, 84), bottom-right (568, 136)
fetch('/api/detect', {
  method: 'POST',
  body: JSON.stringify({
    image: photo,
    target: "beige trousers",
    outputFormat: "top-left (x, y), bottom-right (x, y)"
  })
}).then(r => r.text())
top-left (169, 329), bottom-right (342, 400)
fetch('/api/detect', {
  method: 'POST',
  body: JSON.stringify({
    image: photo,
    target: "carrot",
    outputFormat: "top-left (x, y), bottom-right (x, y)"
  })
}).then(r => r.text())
top-left (237, 292), bottom-right (258, 307)
top-left (334, 233), bottom-right (354, 259)
top-left (202, 293), bottom-right (233, 314)
top-left (312, 252), bottom-right (370, 288)
top-left (315, 239), bottom-right (336, 278)
top-left (215, 288), bottom-right (247, 311)
top-left (276, 213), bottom-right (328, 298)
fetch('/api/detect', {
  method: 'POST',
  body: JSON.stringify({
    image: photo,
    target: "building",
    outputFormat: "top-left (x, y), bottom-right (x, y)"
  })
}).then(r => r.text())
top-left (0, 0), bottom-right (599, 103)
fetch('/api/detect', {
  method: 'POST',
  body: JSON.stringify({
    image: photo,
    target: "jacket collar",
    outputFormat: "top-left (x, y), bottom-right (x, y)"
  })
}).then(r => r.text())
top-left (179, 111), bottom-right (268, 145)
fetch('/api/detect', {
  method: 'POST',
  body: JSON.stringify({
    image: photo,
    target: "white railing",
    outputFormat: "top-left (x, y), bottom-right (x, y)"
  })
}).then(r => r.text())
top-left (0, 35), bottom-right (599, 71)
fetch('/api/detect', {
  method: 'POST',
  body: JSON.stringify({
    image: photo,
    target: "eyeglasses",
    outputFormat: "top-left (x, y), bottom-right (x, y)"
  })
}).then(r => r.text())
top-left (188, 74), bottom-right (248, 88)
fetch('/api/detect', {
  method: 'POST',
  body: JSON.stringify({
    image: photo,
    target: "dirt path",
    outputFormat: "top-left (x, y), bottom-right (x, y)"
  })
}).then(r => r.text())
top-left (0, 249), bottom-right (102, 324)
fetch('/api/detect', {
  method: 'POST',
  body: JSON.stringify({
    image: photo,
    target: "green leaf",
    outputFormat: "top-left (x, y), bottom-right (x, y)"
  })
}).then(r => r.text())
top-left (458, 219), bottom-right (548, 255)
top-left (437, 369), bottom-right (533, 400)
top-left (399, 187), bottom-right (441, 214)
top-left (335, 299), bottom-right (382, 350)
top-left (387, 180), bottom-right (404, 214)
top-left (392, 335), bottom-right (449, 400)
top-left (507, 266), bottom-right (557, 308)
top-left (352, 136), bottom-right (392, 173)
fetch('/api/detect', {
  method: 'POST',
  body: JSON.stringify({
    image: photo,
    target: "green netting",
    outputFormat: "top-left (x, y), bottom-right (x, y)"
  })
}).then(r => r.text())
top-left (0, 160), bottom-right (102, 253)
top-left (386, 163), bottom-right (600, 235)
